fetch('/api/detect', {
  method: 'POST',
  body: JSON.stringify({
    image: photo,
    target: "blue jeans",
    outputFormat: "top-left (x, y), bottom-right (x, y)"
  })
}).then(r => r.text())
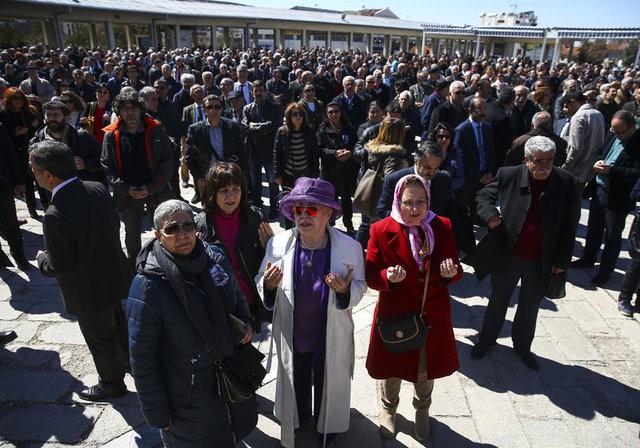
top-left (249, 158), bottom-right (279, 208)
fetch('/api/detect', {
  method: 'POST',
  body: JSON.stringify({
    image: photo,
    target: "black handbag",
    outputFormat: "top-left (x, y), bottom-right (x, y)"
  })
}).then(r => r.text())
top-left (628, 210), bottom-right (640, 260)
top-left (353, 163), bottom-right (384, 222)
top-left (215, 342), bottom-right (267, 404)
top-left (376, 265), bottom-right (430, 353)
top-left (546, 271), bottom-right (567, 299)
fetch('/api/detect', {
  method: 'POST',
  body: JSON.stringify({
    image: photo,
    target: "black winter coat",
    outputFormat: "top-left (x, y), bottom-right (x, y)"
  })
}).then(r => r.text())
top-left (127, 241), bottom-right (256, 446)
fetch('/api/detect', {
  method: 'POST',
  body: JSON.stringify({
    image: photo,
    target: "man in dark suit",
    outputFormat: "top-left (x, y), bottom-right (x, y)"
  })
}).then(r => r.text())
top-left (428, 80), bottom-right (467, 134)
top-left (185, 94), bottom-right (245, 196)
top-left (470, 136), bottom-right (579, 370)
top-left (454, 97), bottom-right (495, 218)
top-left (571, 110), bottom-right (640, 286)
top-left (332, 75), bottom-right (367, 128)
top-left (505, 111), bottom-right (567, 167)
top-left (0, 123), bottom-right (28, 271)
top-left (376, 141), bottom-right (452, 219)
top-left (484, 88), bottom-right (516, 171)
top-left (32, 140), bottom-right (132, 401)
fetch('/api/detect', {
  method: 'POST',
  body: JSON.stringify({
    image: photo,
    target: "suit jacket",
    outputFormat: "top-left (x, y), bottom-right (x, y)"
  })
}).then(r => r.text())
top-left (506, 127), bottom-right (568, 167)
top-left (185, 118), bottom-right (246, 182)
top-left (331, 93), bottom-right (367, 128)
top-left (476, 165), bottom-right (578, 296)
top-left (36, 179), bottom-right (132, 316)
top-left (241, 100), bottom-right (279, 164)
top-left (428, 100), bottom-right (467, 134)
top-left (485, 102), bottom-right (515, 169)
top-left (562, 104), bottom-right (605, 183)
top-left (454, 119), bottom-right (495, 184)
top-left (181, 102), bottom-right (206, 136)
top-left (376, 167), bottom-right (453, 219)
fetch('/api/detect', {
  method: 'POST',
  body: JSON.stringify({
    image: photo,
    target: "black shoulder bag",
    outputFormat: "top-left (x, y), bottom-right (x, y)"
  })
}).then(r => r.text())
top-left (376, 265), bottom-right (430, 353)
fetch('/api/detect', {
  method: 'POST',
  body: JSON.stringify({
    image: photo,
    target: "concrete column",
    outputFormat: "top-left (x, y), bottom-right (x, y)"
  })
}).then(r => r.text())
top-left (540, 32), bottom-right (548, 61)
top-left (302, 29), bottom-right (307, 49)
top-left (223, 27), bottom-right (230, 48)
top-left (41, 19), bottom-right (57, 47)
top-left (421, 31), bottom-right (426, 56)
top-left (349, 32), bottom-right (353, 50)
top-left (88, 23), bottom-right (96, 49)
top-left (327, 31), bottom-right (332, 50)
top-left (475, 35), bottom-right (481, 58)
top-left (125, 24), bottom-right (132, 49)
top-left (490, 41), bottom-right (495, 56)
top-left (551, 36), bottom-right (561, 68)
top-left (275, 28), bottom-right (283, 50)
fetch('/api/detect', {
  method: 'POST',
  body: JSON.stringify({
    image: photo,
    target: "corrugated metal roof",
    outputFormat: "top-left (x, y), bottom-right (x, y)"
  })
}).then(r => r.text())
top-left (11, 0), bottom-right (425, 31)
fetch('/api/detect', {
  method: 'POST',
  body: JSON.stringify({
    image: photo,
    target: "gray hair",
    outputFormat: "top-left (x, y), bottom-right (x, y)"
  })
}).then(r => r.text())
top-left (153, 199), bottom-right (194, 230)
top-left (450, 80), bottom-right (465, 91)
top-left (138, 86), bottom-right (156, 100)
top-left (531, 111), bottom-right (552, 132)
top-left (524, 135), bottom-right (556, 157)
top-left (180, 73), bottom-right (195, 84)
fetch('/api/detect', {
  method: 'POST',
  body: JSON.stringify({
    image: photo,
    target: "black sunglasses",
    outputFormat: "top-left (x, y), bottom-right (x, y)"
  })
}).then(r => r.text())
top-left (205, 104), bottom-right (223, 110)
top-left (162, 222), bottom-right (196, 235)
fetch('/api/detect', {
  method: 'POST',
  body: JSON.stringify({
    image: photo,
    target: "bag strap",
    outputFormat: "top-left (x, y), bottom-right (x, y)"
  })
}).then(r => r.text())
top-left (419, 263), bottom-right (431, 314)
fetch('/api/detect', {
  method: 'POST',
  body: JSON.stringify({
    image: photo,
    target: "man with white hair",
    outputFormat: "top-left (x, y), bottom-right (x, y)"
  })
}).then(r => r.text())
top-left (471, 136), bottom-right (579, 371)
top-left (332, 75), bottom-right (367, 127)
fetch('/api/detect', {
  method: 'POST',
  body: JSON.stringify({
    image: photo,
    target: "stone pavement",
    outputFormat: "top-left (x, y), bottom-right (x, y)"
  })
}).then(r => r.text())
top-left (0, 184), bottom-right (639, 448)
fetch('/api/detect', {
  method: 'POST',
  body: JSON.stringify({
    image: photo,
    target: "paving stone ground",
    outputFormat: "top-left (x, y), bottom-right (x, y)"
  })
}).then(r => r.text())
top-left (0, 181), bottom-right (639, 447)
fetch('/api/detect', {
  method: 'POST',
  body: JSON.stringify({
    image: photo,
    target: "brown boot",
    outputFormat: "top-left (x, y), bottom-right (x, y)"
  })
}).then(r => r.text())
top-left (414, 408), bottom-right (431, 441)
top-left (379, 406), bottom-right (396, 439)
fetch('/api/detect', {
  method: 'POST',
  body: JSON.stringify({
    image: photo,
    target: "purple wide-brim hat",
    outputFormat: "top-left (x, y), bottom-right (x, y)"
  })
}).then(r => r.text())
top-left (279, 177), bottom-right (343, 222)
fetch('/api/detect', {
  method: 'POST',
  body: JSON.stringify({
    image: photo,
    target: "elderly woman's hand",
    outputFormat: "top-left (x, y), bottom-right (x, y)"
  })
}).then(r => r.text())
top-left (325, 268), bottom-right (353, 294)
top-left (263, 261), bottom-right (283, 290)
top-left (386, 265), bottom-right (406, 283)
top-left (440, 258), bottom-right (459, 279)
top-left (258, 221), bottom-right (274, 249)
top-left (239, 323), bottom-right (253, 344)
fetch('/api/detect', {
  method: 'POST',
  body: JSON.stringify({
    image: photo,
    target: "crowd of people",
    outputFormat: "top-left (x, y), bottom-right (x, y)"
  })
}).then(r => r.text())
top-left (1, 41), bottom-right (639, 447)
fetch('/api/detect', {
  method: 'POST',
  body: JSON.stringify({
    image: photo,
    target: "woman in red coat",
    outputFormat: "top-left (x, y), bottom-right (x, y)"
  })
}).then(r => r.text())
top-left (365, 173), bottom-right (462, 442)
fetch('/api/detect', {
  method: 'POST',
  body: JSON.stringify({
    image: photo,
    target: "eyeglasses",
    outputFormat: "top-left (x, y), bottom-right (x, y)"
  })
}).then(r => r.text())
top-left (327, 109), bottom-right (340, 115)
top-left (304, 88), bottom-right (315, 92)
top-left (205, 104), bottom-right (223, 110)
top-left (162, 222), bottom-right (196, 235)
top-left (292, 206), bottom-right (319, 217)
top-left (97, 90), bottom-right (109, 94)
top-left (291, 112), bottom-right (304, 118)
top-left (400, 200), bottom-right (428, 209)
top-left (436, 134), bottom-right (451, 140)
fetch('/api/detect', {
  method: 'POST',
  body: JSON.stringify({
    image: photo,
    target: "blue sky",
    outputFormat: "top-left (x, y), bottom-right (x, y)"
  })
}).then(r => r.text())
top-left (244, 0), bottom-right (639, 28)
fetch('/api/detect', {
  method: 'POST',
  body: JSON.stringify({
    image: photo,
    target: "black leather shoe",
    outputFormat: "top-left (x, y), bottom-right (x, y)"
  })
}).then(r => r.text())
top-left (0, 330), bottom-right (17, 345)
top-left (516, 350), bottom-right (539, 371)
top-left (28, 208), bottom-right (39, 219)
top-left (78, 383), bottom-right (127, 401)
top-left (470, 344), bottom-right (487, 360)
top-left (591, 273), bottom-right (610, 287)
top-left (570, 258), bottom-right (594, 268)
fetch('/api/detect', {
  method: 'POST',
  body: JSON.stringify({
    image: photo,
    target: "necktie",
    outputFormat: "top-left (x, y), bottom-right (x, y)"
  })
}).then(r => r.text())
top-left (31, 80), bottom-right (38, 96)
top-left (197, 105), bottom-right (203, 122)
top-left (475, 124), bottom-right (485, 172)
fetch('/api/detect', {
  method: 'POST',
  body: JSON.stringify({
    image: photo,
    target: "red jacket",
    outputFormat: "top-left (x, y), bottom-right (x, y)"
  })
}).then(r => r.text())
top-left (365, 216), bottom-right (461, 382)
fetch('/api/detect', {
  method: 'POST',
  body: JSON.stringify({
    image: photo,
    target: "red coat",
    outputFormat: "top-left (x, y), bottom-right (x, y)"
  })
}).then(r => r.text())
top-left (365, 216), bottom-right (462, 382)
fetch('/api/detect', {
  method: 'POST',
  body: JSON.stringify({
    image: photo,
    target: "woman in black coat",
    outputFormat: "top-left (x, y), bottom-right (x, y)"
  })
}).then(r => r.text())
top-left (317, 101), bottom-right (358, 234)
top-left (195, 162), bottom-right (274, 331)
top-left (127, 199), bottom-right (257, 447)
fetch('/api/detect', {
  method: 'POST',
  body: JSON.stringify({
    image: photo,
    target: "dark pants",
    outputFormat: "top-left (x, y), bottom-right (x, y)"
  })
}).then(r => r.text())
top-left (0, 185), bottom-right (25, 259)
top-left (17, 149), bottom-right (49, 212)
top-left (479, 254), bottom-right (543, 352)
top-left (620, 258), bottom-right (640, 303)
top-left (457, 180), bottom-right (484, 220)
top-left (76, 302), bottom-right (129, 386)
top-left (355, 214), bottom-right (371, 250)
top-left (249, 157), bottom-right (279, 208)
top-left (583, 186), bottom-right (628, 277)
top-left (123, 197), bottom-right (156, 265)
top-left (293, 350), bottom-right (325, 425)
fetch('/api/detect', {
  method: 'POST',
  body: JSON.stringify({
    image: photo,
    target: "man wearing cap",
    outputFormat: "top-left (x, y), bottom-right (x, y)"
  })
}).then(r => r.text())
top-left (257, 177), bottom-right (366, 448)
top-left (20, 62), bottom-right (54, 102)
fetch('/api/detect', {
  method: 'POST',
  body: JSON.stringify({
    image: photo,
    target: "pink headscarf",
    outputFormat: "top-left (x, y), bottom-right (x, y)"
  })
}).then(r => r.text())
top-left (390, 174), bottom-right (436, 271)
